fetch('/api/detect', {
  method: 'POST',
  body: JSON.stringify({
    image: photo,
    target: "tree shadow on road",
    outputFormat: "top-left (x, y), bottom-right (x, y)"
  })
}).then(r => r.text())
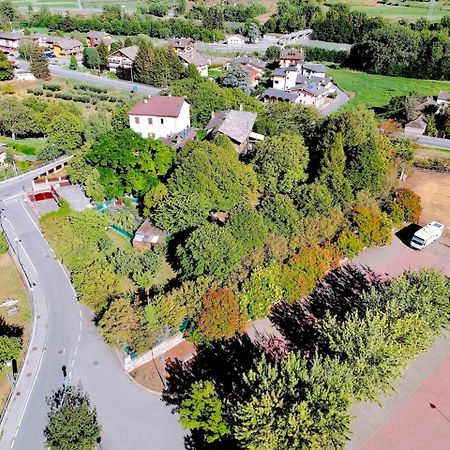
top-left (269, 264), bottom-right (386, 355)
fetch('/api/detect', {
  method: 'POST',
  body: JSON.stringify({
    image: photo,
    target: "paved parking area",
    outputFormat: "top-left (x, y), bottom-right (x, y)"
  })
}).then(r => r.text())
top-left (348, 232), bottom-right (450, 449)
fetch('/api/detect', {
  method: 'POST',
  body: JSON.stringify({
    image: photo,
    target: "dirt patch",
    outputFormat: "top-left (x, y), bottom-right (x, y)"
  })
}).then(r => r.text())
top-left (131, 340), bottom-right (196, 393)
top-left (406, 170), bottom-right (450, 234)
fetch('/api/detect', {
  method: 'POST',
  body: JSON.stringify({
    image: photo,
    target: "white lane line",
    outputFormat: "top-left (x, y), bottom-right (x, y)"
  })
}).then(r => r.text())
top-left (14, 428), bottom-right (18, 438)
top-left (79, 310), bottom-right (82, 318)
top-left (77, 334), bottom-right (81, 343)
top-left (2, 193), bottom-right (23, 202)
top-left (58, 260), bottom-right (78, 299)
top-left (80, 320), bottom-right (83, 330)
top-left (10, 439), bottom-right (14, 449)
top-left (20, 201), bottom-right (43, 236)
top-left (74, 346), bottom-right (78, 356)
top-left (71, 359), bottom-right (75, 368)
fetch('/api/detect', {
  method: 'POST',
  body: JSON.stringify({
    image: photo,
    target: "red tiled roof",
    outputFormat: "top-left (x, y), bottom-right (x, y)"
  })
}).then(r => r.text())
top-left (128, 96), bottom-right (186, 117)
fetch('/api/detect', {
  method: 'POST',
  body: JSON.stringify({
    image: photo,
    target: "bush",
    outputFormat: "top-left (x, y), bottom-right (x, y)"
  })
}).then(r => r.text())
top-left (0, 233), bottom-right (8, 254)
top-left (337, 229), bottom-right (364, 258)
top-left (43, 83), bottom-right (61, 92)
top-left (1, 82), bottom-right (15, 95)
top-left (388, 188), bottom-right (422, 223)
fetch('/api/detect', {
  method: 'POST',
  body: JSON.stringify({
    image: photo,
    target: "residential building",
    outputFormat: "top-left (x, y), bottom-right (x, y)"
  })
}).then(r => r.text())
top-left (178, 50), bottom-right (209, 77)
top-left (226, 34), bottom-right (245, 45)
top-left (301, 63), bottom-right (326, 78)
top-left (133, 219), bottom-right (168, 249)
top-left (279, 48), bottom-right (304, 67)
top-left (437, 91), bottom-right (450, 107)
top-left (404, 116), bottom-right (428, 136)
top-left (271, 67), bottom-right (299, 90)
top-left (46, 37), bottom-right (83, 57)
top-left (161, 127), bottom-right (197, 151)
top-left (107, 45), bottom-right (138, 72)
top-left (0, 32), bottom-right (24, 50)
top-left (168, 38), bottom-right (194, 53)
top-left (128, 95), bottom-right (191, 139)
top-left (260, 88), bottom-right (301, 104)
top-left (86, 30), bottom-right (112, 48)
top-left (231, 57), bottom-right (266, 86)
top-left (205, 110), bottom-right (262, 154)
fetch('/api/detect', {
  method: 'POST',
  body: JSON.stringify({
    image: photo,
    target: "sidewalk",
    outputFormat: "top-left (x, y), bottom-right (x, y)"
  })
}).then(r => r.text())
top-left (348, 329), bottom-right (450, 449)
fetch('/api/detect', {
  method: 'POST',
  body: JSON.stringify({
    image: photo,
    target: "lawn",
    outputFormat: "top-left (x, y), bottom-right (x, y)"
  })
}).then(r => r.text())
top-left (0, 252), bottom-right (31, 413)
top-left (328, 68), bottom-right (450, 109)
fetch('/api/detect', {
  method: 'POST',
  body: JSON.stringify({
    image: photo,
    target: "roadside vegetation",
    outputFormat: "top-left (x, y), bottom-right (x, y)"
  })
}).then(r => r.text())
top-left (163, 267), bottom-right (450, 448)
top-left (0, 234), bottom-right (30, 412)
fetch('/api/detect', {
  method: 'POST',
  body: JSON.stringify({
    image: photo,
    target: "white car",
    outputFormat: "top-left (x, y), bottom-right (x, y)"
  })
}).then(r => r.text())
top-left (410, 221), bottom-right (444, 250)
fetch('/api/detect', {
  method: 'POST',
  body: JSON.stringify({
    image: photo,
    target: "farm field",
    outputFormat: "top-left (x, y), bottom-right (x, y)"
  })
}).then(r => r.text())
top-left (328, 68), bottom-right (450, 108)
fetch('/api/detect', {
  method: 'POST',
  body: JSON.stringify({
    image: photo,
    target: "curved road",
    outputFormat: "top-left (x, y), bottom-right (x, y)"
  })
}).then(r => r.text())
top-left (0, 170), bottom-right (184, 449)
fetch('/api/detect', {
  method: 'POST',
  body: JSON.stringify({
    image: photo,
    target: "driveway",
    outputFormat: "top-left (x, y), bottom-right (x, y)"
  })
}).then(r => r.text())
top-left (348, 233), bottom-right (450, 450)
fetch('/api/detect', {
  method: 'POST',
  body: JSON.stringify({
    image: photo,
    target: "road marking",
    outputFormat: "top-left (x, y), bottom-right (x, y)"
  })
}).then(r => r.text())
top-left (80, 320), bottom-right (83, 330)
top-left (10, 439), bottom-right (14, 449)
top-left (71, 359), bottom-right (75, 368)
top-left (77, 334), bottom-right (81, 343)
top-left (20, 201), bottom-right (43, 236)
top-left (2, 193), bottom-right (22, 202)
top-left (58, 261), bottom-right (78, 299)
top-left (14, 427), bottom-right (18, 438)
top-left (79, 310), bottom-right (82, 319)
top-left (74, 346), bottom-right (78, 356)
top-left (2, 217), bottom-right (39, 276)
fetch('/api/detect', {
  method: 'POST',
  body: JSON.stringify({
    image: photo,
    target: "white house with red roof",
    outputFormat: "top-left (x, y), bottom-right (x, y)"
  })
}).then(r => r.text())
top-left (128, 95), bottom-right (190, 139)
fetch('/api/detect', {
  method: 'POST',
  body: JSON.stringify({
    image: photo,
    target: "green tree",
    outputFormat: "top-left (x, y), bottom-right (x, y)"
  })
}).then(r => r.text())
top-left (245, 22), bottom-right (261, 44)
top-left (179, 381), bottom-right (229, 443)
top-left (260, 194), bottom-right (300, 236)
top-left (69, 55), bottom-right (78, 70)
top-left (0, 335), bottom-right (21, 366)
top-left (177, 223), bottom-right (244, 278)
top-left (264, 45), bottom-right (281, 62)
top-left (44, 385), bottom-right (101, 450)
top-left (18, 38), bottom-right (35, 61)
top-left (221, 62), bottom-right (252, 94)
top-left (154, 139), bottom-right (258, 232)
top-left (293, 182), bottom-right (334, 218)
top-left (0, 50), bottom-right (13, 81)
top-left (319, 133), bottom-right (353, 206)
top-left (233, 353), bottom-right (352, 450)
top-left (252, 133), bottom-right (309, 195)
top-left (30, 44), bottom-right (50, 80)
top-left (0, 0), bottom-right (18, 23)
top-left (96, 41), bottom-right (109, 71)
top-left (82, 47), bottom-right (100, 70)
top-left (0, 97), bottom-right (35, 138)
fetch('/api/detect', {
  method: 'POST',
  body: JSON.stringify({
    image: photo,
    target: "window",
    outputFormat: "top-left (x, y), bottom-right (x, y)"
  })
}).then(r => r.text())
top-left (160, 118), bottom-right (164, 124)
top-left (134, 117), bottom-right (140, 124)
top-left (148, 118), bottom-right (153, 125)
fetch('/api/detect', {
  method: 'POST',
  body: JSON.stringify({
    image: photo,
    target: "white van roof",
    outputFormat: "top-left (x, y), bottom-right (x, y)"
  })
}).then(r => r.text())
top-left (414, 221), bottom-right (444, 240)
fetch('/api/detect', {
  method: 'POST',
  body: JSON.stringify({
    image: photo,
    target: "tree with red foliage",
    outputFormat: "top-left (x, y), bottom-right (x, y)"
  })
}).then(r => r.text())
top-left (197, 289), bottom-right (247, 341)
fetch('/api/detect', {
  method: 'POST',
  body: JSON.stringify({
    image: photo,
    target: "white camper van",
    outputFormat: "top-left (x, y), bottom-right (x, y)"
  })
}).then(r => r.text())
top-left (410, 221), bottom-right (444, 250)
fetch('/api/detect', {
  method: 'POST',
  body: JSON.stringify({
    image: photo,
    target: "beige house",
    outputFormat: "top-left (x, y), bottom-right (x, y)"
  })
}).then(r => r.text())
top-left (178, 50), bottom-right (209, 77)
top-left (0, 32), bottom-right (24, 50)
top-left (107, 45), bottom-right (138, 72)
top-left (133, 219), bottom-right (168, 249)
top-left (128, 96), bottom-right (191, 139)
top-left (279, 48), bottom-right (304, 67)
top-left (168, 38), bottom-right (194, 53)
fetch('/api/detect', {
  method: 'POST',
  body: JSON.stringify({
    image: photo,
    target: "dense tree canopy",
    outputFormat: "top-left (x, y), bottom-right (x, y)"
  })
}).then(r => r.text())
top-left (85, 129), bottom-right (174, 198)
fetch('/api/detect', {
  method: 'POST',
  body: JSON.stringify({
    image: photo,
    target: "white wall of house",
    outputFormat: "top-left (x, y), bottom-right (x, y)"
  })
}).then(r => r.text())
top-left (302, 68), bottom-right (326, 78)
top-left (294, 90), bottom-right (326, 107)
top-left (107, 55), bottom-right (133, 71)
top-left (0, 38), bottom-right (20, 49)
top-left (129, 101), bottom-right (191, 139)
top-left (272, 71), bottom-right (297, 90)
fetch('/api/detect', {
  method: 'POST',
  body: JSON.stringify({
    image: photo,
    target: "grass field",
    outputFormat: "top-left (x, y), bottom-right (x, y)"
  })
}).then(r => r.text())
top-left (328, 68), bottom-right (450, 108)
top-left (0, 252), bottom-right (31, 413)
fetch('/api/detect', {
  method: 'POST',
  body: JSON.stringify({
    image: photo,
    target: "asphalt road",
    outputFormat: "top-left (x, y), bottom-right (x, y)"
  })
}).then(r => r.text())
top-left (414, 135), bottom-right (450, 151)
top-left (0, 172), bottom-right (184, 449)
